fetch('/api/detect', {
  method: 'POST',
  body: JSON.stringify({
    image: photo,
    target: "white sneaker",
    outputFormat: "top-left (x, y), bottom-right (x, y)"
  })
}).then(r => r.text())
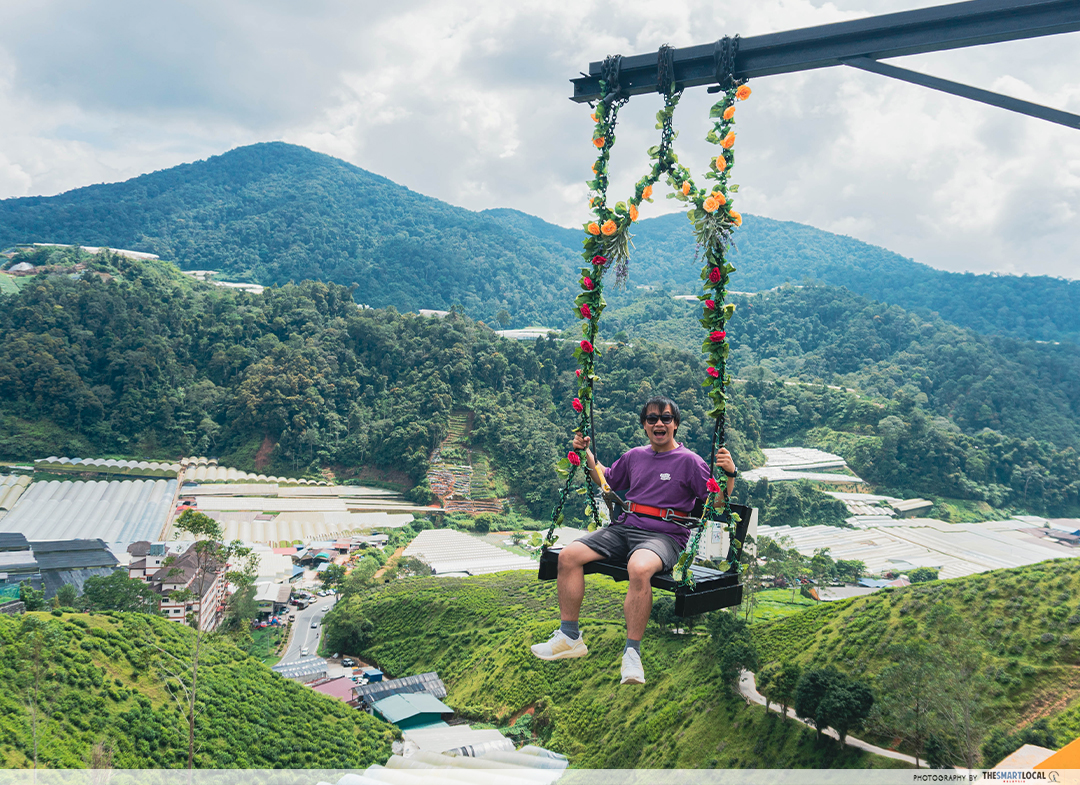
top-left (620, 648), bottom-right (645, 684)
top-left (531, 629), bottom-right (588, 660)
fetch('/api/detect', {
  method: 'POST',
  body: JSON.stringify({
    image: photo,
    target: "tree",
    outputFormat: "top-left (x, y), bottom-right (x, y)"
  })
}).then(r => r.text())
top-left (323, 609), bottom-right (375, 655)
top-left (779, 548), bottom-right (808, 601)
top-left (510, 531), bottom-right (527, 547)
top-left (816, 679), bottom-right (874, 744)
top-left (795, 667), bottom-right (838, 737)
top-left (342, 556), bottom-right (380, 597)
top-left (835, 559), bottom-right (865, 583)
top-left (809, 547), bottom-right (836, 585)
top-left (82, 570), bottom-right (157, 613)
top-left (321, 563), bottom-right (346, 589)
top-left (909, 567), bottom-right (940, 583)
top-left (773, 661), bottom-right (802, 718)
top-left (156, 509), bottom-right (257, 769)
top-left (55, 582), bottom-right (78, 608)
top-left (395, 556), bottom-right (431, 577)
top-left (871, 642), bottom-right (940, 767)
top-left (708, 611), bottom-right (758, 688)
top-left (19, 581), bottom-right (46, 611)
top-left (650, 596), bottom-right (676, 632)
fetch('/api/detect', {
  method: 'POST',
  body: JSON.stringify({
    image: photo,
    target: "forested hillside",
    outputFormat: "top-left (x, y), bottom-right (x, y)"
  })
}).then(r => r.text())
top-left (604, 285), bottom-right (1080, 452)
top-left (0, 611), bottom-right (393, 768)
top-left (1, 142), bottom-right (1076, 342)
top-left (0, 143), bottom-right (578, 326)
top-left (1, 247), bottom-right (1076, 518)
top-left (616, 212), bottom-right (1080, 345)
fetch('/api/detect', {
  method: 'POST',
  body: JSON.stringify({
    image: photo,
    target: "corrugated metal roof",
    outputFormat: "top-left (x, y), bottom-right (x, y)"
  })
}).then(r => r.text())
top-left (356, 672), bottom-right (447, 703)
top-left (372, 693), bottom-right (452, 723)
top-left (0, 532), bottom-right (29, 551)
top-left (0, 479), bottom-right (175, 543)
top-left (29, 539), bottom-right (118, 571)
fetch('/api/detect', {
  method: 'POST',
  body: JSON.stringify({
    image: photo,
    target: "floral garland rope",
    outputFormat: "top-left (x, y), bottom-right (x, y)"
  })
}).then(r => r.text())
top-left (545, 79), bottom-right (752, 584)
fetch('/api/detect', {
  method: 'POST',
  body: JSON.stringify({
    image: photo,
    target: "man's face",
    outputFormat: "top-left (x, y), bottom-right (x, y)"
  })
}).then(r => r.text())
top-left (643, 404), bottom-right (677, 452)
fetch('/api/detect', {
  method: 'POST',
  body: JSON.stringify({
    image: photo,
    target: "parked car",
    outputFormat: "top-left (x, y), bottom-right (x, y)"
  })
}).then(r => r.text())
top-left (300, 647), bottom-right (309, 656)
top-left (341, 657), bottom-right (357, 667)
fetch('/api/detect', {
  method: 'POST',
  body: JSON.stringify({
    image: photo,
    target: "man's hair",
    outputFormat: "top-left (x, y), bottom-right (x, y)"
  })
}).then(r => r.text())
top-left (639, 396), bottom-right (681, 427)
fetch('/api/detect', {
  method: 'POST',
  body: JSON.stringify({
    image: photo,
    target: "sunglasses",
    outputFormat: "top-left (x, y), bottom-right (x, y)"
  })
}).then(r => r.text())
top-left (644, 413), bottom-right (675, 425)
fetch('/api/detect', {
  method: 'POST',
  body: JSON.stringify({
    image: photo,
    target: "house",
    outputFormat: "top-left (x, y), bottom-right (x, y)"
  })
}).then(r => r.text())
top-left (134, 543), bottom-right (229, 631)
top-left (371, 693), bottom-right (454, 730)
top-left (254, 582), bottom-right (292, 615)
top-left (310, 677), bottom-right (358, 706)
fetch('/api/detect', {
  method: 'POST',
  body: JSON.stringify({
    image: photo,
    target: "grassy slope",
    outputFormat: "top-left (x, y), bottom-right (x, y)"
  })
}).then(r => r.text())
top-left (754, 558), bottom-right (1080, 748)
top-left (343, 571), bottom-right (905, 769)
top-left (0, 612), bottom-right (393, 769)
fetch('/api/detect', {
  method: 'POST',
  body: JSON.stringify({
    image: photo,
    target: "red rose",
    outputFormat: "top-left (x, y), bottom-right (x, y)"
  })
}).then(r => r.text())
top-left (707, 367), bottom-right (719, 378)
top-left (704, 299), bottom-right (716, 310)
top-left (572, 398), bottom-right (584, 412)
top-left (576, 369), bottom-right (582, 377)
top-left (568, 451), bottom-right (581, 467)
top-left (582, 276), bottom-right (594, 290)
top-left (580, 304), bottom-right (592, 319)
top-left (592, 255), bottom-right (608, 266)
top-left (709, 267), bottom-right (722, 283)
top-left (710, 331), bottom-right (727, 342)
top-left (580, 340), bottom-right (594, 353)
top-left (706, 477), bottom-right (721, 494)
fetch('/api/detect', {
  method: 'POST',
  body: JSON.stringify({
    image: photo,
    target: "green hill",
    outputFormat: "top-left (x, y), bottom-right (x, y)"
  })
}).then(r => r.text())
top-left (753, 558), bottom-right (1080, 766)
top-left (0, 611), bottom-right (393, 768)
top-left (1, 143), bottom-right (1076, 342)
top-left (0, 143), bottom-right (577, 327)
top-left (327, 570), bottom-right (905, 769)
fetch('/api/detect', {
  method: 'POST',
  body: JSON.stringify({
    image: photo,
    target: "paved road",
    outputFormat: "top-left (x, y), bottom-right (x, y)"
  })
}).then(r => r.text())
top-left (280, 594), bottom-right (338, 664)
top-left (737, 670), bottom-right (920, 767)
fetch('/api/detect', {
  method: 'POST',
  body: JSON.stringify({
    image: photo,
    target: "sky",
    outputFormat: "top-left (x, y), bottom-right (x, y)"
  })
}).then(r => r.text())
top-left (0, 0), bottom-right (1077, 279)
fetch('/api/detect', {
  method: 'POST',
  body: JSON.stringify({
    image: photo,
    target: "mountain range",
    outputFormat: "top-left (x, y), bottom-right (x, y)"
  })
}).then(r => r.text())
top-left (1, 142), bottom-right (1076, 343)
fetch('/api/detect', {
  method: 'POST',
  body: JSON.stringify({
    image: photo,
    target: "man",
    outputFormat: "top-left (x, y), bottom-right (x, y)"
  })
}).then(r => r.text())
top-left (530, 396), bottom-right (737, 684)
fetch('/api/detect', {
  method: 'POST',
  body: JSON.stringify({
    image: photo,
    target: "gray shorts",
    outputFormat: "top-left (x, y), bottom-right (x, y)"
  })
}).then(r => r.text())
top-left (575, 524), bottom-right (682, 572)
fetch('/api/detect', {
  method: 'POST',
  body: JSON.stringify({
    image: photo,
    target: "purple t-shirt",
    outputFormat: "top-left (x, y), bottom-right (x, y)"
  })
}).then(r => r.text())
top-left (605, 444), bottom-right (711, 549)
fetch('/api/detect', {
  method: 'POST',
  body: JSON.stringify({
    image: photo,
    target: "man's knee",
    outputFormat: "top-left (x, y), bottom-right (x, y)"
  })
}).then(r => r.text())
top-left (558, 542), bottom-right (603, 572)
top-left (627, 549), bottom-right (663, 583)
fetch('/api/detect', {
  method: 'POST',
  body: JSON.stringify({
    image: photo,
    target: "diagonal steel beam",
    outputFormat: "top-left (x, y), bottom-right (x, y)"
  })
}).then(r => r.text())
top-left (843, 56), bottom-right (1080, 129)
top-left (570, 0), bottom-right (1080, 103)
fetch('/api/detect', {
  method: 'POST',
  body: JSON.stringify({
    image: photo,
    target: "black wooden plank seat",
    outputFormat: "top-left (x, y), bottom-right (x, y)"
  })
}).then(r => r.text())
top-left (538, 503), bottom-right (752, 617)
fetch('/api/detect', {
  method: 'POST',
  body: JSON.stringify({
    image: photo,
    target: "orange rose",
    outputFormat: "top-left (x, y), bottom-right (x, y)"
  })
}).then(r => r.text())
top-left (591, 113), bottom-right (598, 122)
top-left (713, 192), bottom-right (727, 206)
top-left (591, 164), bottom-right (597, 174)
top-left (629, 203), bottom-right (639, 221)
top-left (589, 198), bottom-right (595, 206)
top-left (715, 155), bottom-right (727, 172)
top-left (720, 131), bottom-right (736, 149)
top-left (729, 210), bottom-right (743, 226)
top-left (703, 197), bottom-right (718, 213)
top-left (736, 85), bottom-right (751, 101)
top-left (593, 136), bottom-right (605, 148)
top-left (642, 184), bottom-right (653, 199)
top-left (601, 219), bottom-right (617, 236)
top-left (588, 223), bottom-right (601, 235)
top-left (681, 182), bottom-right (691, 196)
top-left (723, 105), bottom-right (736, 120)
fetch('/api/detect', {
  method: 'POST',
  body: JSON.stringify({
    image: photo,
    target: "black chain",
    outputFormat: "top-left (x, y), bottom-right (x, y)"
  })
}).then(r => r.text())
top-left (657, 44), bottom-right (676, 96)
top-left (601, 55), bottom-right (629, 106)
top-left (713, 35), bottom-right (741, 89)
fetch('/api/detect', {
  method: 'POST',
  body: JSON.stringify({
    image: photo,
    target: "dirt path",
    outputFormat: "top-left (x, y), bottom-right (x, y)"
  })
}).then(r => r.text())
top-left (374, 546), bottom-right (405, 579)
top-left (737, 670), bottom-right (919, 766)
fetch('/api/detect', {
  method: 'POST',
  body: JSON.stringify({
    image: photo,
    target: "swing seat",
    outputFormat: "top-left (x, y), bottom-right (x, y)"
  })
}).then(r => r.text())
top-left (538, 503), bottom-right (752, 617)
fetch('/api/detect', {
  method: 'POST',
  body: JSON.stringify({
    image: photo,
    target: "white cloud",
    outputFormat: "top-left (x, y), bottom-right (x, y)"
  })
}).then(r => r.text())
top-left (0, 0), bottom-right (1077, 279)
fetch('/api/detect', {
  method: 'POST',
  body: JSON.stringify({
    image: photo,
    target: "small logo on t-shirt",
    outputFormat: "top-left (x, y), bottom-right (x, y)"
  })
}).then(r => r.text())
top-left (660, 473), bottom-right (671, 481)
